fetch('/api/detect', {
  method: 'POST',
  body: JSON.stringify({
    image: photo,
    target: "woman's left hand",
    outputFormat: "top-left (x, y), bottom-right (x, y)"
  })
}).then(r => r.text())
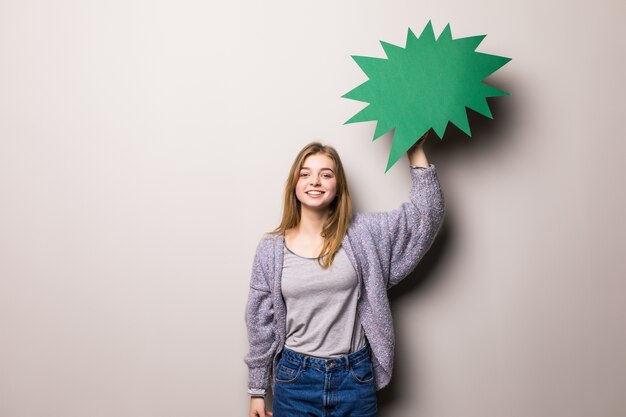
top-left (412, 130), bottom-right (431, 148)
top-left (407, 130), bottom-right (431, 167)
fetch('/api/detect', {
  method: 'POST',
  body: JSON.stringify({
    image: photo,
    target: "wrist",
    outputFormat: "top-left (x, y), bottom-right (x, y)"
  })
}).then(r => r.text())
top-left (408, 147), bottom-right (428, 167)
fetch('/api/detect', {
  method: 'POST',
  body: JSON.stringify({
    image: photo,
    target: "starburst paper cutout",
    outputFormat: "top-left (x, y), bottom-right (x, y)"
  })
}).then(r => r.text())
top-left (342, 21), bottom-right (511, 171)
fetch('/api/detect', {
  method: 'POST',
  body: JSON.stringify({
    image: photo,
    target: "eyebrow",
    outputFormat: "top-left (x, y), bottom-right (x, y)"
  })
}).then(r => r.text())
top-left (300, 166), bottom-right (335, 173)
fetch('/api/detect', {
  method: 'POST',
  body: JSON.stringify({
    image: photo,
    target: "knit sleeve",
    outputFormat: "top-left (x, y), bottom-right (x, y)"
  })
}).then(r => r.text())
top-left (357, 164), bottom-right (445, 289)
top-left (243, 237), bottom-right (279, 394)
top-left (388, 164), bottom-right (445, 287)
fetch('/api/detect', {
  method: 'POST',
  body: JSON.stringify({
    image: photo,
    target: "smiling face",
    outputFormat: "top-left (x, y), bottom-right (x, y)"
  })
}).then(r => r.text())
top-left (294, 153), bottom-right (338, 214)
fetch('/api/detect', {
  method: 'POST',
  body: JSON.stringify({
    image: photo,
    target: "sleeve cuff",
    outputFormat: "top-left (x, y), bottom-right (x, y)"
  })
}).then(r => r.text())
top-left (248, 387), bottom-right (267, 397)
top-left (410, 163), bottom-right (434, 170)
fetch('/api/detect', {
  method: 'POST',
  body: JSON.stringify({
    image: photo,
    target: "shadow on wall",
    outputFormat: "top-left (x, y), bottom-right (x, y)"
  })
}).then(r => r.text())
top-left (377, 89), bottom-right (516, 409)
top-left (426, 80), bottom-right (518, 162)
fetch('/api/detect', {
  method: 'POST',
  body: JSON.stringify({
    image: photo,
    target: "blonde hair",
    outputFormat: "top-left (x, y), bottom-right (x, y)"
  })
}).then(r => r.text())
top-left (274, 142), bottom-right (352, 268)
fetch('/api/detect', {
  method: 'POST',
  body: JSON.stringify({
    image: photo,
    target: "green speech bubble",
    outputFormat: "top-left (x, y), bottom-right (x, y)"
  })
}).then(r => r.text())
top-left (343, 21), bottom-right (511, 171)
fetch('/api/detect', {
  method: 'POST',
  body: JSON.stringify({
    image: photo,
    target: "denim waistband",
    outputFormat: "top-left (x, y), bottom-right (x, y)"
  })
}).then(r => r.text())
top-left (279, 344), bottom-right (371, 372)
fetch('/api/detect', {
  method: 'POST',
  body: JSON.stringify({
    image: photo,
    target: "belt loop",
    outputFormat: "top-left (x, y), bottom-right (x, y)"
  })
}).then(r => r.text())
top-left (344, 353), bottom-right (350, 371)
top-left (302, 355), bottom-right (308, 370)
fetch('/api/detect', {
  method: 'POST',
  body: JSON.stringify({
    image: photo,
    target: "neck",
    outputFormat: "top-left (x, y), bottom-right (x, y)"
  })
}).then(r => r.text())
top-left (296, 207), bottom-right (329, 237)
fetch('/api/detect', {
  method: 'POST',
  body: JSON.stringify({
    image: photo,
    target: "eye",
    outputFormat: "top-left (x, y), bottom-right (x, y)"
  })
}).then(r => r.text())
top-left (299, 171), bottom-right (309, 177)
top-left (322, 173), bottom-right (333, 179)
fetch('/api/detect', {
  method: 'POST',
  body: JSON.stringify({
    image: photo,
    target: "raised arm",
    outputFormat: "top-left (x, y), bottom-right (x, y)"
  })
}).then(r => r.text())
top-left (389, 132), bottom-right (444, 287)
top-left (351, 132), bottom-right (445, 288)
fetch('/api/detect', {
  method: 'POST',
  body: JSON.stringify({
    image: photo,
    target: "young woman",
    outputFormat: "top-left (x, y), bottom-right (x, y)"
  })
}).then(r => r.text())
top-left (245, 133), bottom-right (445, 417)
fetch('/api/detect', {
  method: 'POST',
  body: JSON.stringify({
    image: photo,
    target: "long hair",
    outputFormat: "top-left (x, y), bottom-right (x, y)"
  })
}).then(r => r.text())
top-left (273, 142), bottom-right (352, 268)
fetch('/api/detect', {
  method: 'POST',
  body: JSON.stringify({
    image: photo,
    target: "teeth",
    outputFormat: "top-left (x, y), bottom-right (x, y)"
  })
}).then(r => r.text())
top-left (307, 191), bottom-right (323, 195)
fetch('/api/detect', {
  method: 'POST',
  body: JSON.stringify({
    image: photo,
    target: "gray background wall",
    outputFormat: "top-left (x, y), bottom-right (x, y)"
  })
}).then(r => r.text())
top-left (1, 0), bottom-right (625, 416)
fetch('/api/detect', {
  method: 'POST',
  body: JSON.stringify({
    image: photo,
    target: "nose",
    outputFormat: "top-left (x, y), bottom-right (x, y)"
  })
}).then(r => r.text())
top-left (309, 176), bottom-right (321, 186)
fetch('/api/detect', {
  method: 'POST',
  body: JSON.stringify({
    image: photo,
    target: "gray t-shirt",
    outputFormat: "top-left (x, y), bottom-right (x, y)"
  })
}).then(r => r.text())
top-left (281, 245), bottom-right (366, 358)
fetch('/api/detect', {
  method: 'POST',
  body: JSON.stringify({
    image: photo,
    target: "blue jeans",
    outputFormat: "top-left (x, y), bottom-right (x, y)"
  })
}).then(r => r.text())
top-left (271, 344), bottom-right (378, 417)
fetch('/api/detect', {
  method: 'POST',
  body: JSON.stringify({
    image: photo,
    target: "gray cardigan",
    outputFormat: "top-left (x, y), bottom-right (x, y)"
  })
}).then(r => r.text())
top-left (244, 164), bottom-right (445, 394)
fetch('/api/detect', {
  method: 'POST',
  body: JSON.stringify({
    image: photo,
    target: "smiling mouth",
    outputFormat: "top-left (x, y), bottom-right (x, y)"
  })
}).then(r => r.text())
top-left (306, 191), bottom-right (324, 195)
